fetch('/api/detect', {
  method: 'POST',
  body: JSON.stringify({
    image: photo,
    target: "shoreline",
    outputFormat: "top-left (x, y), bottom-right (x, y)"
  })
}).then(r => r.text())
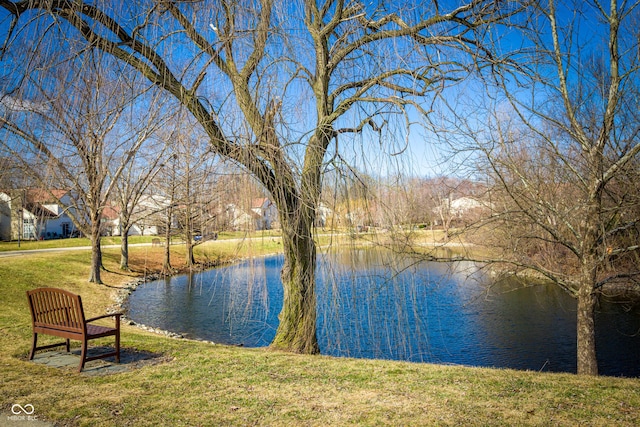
top-left (110, 247), bottom-right (640, 349)
top-left (109, 253), bottom-right (282, 343)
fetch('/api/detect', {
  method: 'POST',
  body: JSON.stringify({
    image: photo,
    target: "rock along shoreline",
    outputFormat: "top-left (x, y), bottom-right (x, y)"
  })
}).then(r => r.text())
top-left (108, 273), bottom-right (191, 340)
top-left (106, 255), bottom-right (278, 344)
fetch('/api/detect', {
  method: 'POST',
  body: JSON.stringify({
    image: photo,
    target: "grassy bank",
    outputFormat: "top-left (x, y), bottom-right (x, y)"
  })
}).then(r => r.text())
top-left (0, 230), bottom-right (286, 252)
top-left (1, 239), bottom-right (639, 426)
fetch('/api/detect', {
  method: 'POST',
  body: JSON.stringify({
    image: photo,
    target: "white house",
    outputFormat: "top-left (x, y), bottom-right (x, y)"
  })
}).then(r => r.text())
top-left (316, 202), bottom-right (333, 228)
top-left (0, 189), bottom-right (78, 241)
top-left (26, 189), bottom-right (78, 239)
top-left (449, 197), bottom-right (484, 216)
top-left (0, 191), bottom-right (13, 241)
top-left (225, 203), bottom-right (259, 231)
top-left (1, 190), bottom-right (43, 240)
top-left (108, 195), bottom-right (170, 237)
top-left (251, 198), bottom-right (278, 230)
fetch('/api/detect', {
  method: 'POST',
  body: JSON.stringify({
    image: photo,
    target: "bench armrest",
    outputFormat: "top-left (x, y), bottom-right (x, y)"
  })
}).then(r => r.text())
top-left (85, 313), bottom-right (122, 323)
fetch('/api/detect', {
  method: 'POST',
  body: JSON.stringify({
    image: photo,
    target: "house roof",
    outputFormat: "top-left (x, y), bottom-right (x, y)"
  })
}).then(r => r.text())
top-left (25, 189), bottom-right (68, 204)
top-left (26, 203), bottom-right (59, 219)
top-left (252, 198), bottom-right (271, 209)
top-left (0, 189), bottom-right (70, 219)
top-left (22, 189), bottom-right (70, 219)
top-left (227, 204), bottom-right (261, 220)
top-left (101, 205), bottom-right (120, 220)
top-left (138, 194), bottom-right (171, 210)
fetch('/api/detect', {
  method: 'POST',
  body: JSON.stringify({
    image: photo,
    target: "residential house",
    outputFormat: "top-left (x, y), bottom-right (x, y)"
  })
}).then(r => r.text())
top-left (449, 196), bottom-right (484, 216)
top-left (225, 203), bottom-right (260, 231)
top-left (109, 194), bottom-right (170, 236)
top-left (432, 196), bottom-right (486, 228)
top-left (0, 189), bottom-right (78, 241)
top-left (0, 191), bottom-right (14, 241)
top-left (26, 189), bottom-right (79, 239)
top-left (100, 204), bottom-right (120, 236)
top-left (316, 202), bottom-right (333, 229)
top-left (251, 198), bottom-right (278, 230)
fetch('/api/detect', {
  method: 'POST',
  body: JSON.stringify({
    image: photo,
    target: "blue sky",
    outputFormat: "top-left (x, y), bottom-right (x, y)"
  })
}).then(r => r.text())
top-left (0, 1), bottom-right (634, 181)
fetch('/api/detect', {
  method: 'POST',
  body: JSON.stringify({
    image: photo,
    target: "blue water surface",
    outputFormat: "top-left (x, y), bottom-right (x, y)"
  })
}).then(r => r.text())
top-left (127, 250), bottom-right (640, 376)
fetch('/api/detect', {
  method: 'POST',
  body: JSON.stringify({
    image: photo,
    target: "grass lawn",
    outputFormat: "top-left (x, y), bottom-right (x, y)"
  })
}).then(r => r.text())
top-left (0, 229), bottom-right (287, 252)
top-left (1, 237), bottom-right (639, 426)
top-left (0, 236), bottom-right (156, 252)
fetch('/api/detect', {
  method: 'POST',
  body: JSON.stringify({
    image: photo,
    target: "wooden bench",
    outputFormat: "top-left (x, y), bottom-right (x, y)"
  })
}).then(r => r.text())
top-left (151, 238), bottom-right (162, 247)
top-left (26, 287), bottom-right (121, 372)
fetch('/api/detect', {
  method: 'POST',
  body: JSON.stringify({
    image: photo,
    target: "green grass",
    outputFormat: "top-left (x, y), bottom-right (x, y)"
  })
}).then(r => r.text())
top-left (0, 227), bottom-right (450, 253)
top-left (0, 236), bottom-right (159, 252)
top-left (0, 230), bottom-right (287, 252)
top-left (1, 240), bottom-right (639, 425)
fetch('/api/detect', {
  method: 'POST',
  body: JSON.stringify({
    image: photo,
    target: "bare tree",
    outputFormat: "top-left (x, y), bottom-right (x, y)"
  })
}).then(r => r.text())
top-left (425, 177), bottom-right (459, 241)
top-left (0, 48), bottom-right (164, 283)
top-left (166, 115), bottom-right (217, 268)
top-left (0, 155), bottom-right (26, 189)
top-left (155, 152), bottom-right (179, 274)
top-left (445, 0), bottom-right (640, 375)
top-left (112, 130), bottom-right (169, 270)
top-left (0, 0), bottom-right (510, 353)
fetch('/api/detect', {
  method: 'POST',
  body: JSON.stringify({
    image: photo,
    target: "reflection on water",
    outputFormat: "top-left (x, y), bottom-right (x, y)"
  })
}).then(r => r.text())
top-left (127, 249), bottom-right (640, 376)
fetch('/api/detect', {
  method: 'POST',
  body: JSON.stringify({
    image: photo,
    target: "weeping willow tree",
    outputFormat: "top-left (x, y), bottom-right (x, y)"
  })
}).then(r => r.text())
top-left (0, 0), bottom-right (509, 353)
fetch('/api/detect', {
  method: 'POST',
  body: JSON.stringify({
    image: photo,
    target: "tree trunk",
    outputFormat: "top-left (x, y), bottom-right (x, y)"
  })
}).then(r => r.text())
top-left (120, 226), bottom-right (130, 270)
top-left (185, 236), bottom-right (194, 267)
top-left (576, 283), bottom-right (598, 375)
top-left (163, 209), bottom-right (172, 274)
top-left (88, 226), bottom-right (102, 284)
top-left (269, 207), bottom-right (319, 354)
top-left (576, 193), bottom-right (601, 376)
top-left (184, 206), bottom-right (194, 267)
top-left (184, 158), bottom-right (194, 267)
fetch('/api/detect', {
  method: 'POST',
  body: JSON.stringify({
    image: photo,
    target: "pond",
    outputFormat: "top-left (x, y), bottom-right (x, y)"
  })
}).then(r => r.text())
top-left (127, 250), bottom-right (640, 377)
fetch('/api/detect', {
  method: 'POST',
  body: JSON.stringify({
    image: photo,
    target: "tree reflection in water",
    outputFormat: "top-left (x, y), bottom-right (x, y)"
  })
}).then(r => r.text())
top-left (128, 249), bottom-right (640, 377)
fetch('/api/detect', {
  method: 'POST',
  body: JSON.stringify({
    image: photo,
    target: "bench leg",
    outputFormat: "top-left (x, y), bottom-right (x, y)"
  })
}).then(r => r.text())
top-left (29, 333), bottom-right (38, 360)
top-left (115, 332), bottom-right (120, 363)
top-left (65, 338), bottom-right (70, 353)
top-left (78, 340), bottom-right (88, 372)
top-left (114, 314), bottom-right (121, 363)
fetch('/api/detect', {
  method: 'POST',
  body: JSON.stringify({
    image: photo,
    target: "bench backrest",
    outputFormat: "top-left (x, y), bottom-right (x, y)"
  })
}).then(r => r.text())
top-left (27, 288), bottom-right (86, 333)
